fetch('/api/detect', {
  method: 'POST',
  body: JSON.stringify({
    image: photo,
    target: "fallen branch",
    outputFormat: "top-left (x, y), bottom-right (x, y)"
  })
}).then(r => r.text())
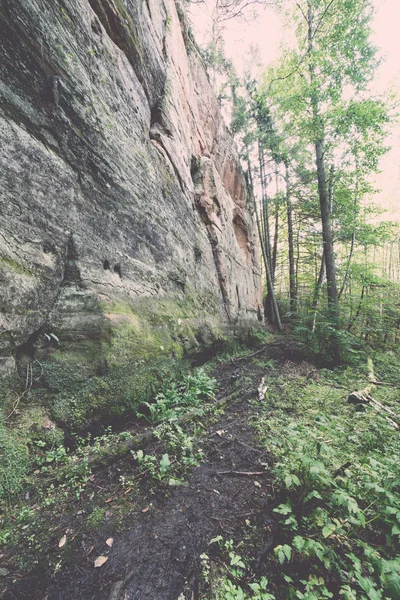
top-left (348, 359), bottom-right (400, 429)
top-left (370, 380), bottom-right (400, 389)
top-left (231, 346), bottom-right (268, 363)
top-left (216, 470), bottom-right (265, 476)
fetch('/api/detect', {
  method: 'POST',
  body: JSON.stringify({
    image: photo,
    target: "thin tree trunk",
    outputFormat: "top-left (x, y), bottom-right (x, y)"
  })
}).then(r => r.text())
top-left (272, 166), bottom-right (280, 280)
top-left (328, 165), bottom-right (335, 213)
top-left (338, 232), bottom-right (355, 300)
top-left (285, 162), bottom-right (296, 311)
top-left (295, 222), bottom-right (300, 308)
top-left (247, 159), bottom-right (282, 331)
top-left (348, 285), bottom-right (365, 332)
top-left (338, 162), bottom-right (358, 299)
top-left (312, 250), bottom-right (325, 312)
top-left (272, 197), bottom-right (279, 281)
top-left (311, 250), bottom-right (325, 334)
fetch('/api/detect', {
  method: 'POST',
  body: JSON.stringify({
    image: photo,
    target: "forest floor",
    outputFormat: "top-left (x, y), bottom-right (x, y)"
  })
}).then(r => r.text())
top-left (1, 335), bottom-right (400, 600)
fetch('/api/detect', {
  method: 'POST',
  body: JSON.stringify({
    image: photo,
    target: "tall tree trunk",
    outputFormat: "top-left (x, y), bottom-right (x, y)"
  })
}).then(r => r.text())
top-left (311, 250), bottom-right (325, 333)
top-left (338, 162), bottom-right (357, 299)
top-left (272, 166), bottom-right (280, 280)
top-left (272, 199), bottom-right (279, 281)
top-left (285, 162), bottom-right (297, 312)
top-left (259, 145), bottom-right (272, 268)
top-left (348, 285), bottom-right (365, 332)
top-left (307, 1), bottom-right (339, 325)
top-left (247, 159), bottom-right (282, 331)
top-left (259, 145), bottom-right (275, 323)
top-left (315, 140), bottom-right (339, 320)
top-left (338, 232), bottom-right (355, 299)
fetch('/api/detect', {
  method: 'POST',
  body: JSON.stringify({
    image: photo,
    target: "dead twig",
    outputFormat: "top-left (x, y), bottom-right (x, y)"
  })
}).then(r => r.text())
top-left (216, 470), bottom-right (265, 476)
top-left (231, 346), bottom-right (268, 363)
top-left (4, 362), bottom-right (33, 422)
top-left (370, 380), bottom-right (400, 389)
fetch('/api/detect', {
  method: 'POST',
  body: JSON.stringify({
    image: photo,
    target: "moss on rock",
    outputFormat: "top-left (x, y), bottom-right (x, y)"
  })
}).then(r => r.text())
top-left (37, 293), bottom-right (225, 430)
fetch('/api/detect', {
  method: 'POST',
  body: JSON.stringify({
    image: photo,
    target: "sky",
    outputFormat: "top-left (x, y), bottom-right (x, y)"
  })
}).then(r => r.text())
top-left (188, 0), bottom-right (400, 219)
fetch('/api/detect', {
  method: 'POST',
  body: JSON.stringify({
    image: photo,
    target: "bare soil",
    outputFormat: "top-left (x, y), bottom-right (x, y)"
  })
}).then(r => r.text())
top-left (2, 344), bottom-right (294, 600)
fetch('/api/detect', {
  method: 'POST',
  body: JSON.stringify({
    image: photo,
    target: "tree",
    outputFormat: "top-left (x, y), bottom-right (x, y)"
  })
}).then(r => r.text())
top-left (259, 0), bottom-right (389, 353)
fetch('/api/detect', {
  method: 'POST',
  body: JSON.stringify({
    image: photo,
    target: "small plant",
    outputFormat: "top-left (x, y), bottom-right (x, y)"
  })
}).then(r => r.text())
top-left (131, 449), bottom-right (172, 482)
top-left (205, 537), bottom-right (276, 600)
top-left (139, 368), bottom-right (217, 424)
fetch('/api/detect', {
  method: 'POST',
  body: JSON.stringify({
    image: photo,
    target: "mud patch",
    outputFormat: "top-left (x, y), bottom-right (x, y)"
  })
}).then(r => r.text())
top-left (2, 350), bottom-right (277, 600)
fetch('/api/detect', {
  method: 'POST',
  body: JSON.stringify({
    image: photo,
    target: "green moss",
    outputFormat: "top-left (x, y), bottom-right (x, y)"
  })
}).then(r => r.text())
top-left (0, 256), bottom-right (33, 276)
top-left (85, 506), bottom-right (105, 531)
top-left (17, 406), bottom-right (64, 450)
top-left (113, 0), bottom-right (143, 61)
top-left (30, 294), bottom-right (223, 430)
top-left (0, 420), bottom-right (29, 499)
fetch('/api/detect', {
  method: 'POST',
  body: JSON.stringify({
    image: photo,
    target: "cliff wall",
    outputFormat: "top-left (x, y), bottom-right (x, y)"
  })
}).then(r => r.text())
top-left (0, 0), bottom-right (261, 424)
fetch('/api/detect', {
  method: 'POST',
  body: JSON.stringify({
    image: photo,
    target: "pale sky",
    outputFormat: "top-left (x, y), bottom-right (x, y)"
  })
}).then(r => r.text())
top-left (189, 0), bottom-right (400, 219)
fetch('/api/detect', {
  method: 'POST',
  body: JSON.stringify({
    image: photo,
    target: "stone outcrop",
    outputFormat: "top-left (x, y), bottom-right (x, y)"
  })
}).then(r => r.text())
top-left (0, 0), bottom-right (261, 420)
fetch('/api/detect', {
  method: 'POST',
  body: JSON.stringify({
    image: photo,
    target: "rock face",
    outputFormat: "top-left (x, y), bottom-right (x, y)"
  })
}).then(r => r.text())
top-left (0, 0), bottom-right (261, 420)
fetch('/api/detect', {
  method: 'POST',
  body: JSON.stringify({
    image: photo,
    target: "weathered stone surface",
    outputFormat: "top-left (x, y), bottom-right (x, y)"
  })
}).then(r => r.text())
top-left (0, 0), bottom-right (261, 384)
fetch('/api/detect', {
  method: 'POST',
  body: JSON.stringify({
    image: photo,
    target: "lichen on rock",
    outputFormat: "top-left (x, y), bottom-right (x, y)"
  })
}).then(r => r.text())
top-left (0, 0), bottom-right (261, 424)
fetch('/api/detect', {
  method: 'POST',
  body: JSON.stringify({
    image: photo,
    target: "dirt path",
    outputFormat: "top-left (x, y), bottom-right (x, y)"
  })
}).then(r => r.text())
top-left (4, 350), bottom-right (279, 600)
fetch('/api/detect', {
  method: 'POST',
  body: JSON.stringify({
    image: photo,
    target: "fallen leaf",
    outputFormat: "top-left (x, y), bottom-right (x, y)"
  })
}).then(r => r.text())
top-left (105, 497), bottom-right (115, 504)
top-left (141, 506), bottom-right (150, 513)
top-left (0, 568), bottom-right (9, 577)
top-left (94, 556), bottom-right (108, 568)
top-left (216, 430), bottom-right (225, 437)
top-left (106, 537), bottom-right (113, 548)
top-left (254, 481), bottom-right (261, 488)
top-left (58, 535), bottom-right (67, 548)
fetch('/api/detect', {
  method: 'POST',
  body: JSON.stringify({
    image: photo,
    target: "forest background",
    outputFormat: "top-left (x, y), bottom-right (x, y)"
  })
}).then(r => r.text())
top-left (188, 0), bottom-right (400, 361)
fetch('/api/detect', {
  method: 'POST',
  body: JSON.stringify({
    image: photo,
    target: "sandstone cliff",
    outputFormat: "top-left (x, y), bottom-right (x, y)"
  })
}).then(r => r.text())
top-left (0, 0), bottom-right (261, 424)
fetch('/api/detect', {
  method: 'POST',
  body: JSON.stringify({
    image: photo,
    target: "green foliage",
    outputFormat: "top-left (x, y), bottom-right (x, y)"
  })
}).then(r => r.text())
top-left (205, 537), bottom-right (276, 600)
top-left (139, 368), bottom-right (217, 424)
top-left (0, 418), bottom-right (29, 499)
top-left (255, 363), bottom-right (400, 598)
top-left (235, 0), bottom-right (395, 348)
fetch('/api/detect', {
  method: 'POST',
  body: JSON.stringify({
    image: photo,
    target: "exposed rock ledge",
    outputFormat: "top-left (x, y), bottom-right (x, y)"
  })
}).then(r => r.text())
top-left (0, 0), bottom-right (261, 421)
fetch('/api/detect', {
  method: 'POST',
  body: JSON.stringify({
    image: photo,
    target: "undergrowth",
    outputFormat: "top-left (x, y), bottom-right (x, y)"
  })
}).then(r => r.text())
top-left (252, 356), bottom-right (400, 600)
top-left (0, 368), bottom-right (218, 574)
top-left (139, 368), bottom-right (217, 424)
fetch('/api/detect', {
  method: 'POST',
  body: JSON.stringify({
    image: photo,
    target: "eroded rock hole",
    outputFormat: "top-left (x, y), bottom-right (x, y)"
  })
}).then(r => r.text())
top-left (91, 17), bottom-right (102, 35)
top-left (190, 156), bottom-right (202, 187)
top-left (150, 103), bottom-right (163, 128)
top-left (63, 235), bottom-right (81, 283)
top-left (113, 263), bottom-right (122, 278)
top-left (103, 259), bottom-right (110, 270)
